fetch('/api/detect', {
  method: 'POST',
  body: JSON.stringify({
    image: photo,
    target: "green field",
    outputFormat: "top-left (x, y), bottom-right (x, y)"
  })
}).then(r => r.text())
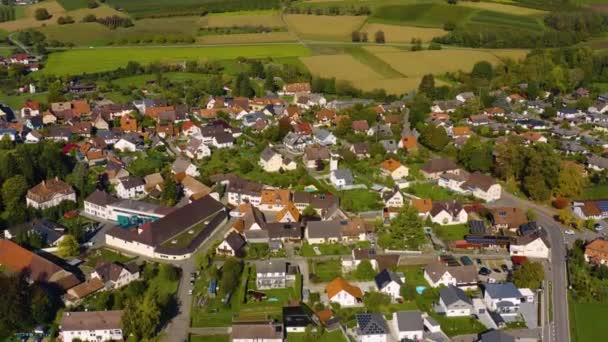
top-left (433, 224), bottom-right (469, 242)
top-left (570, 301), bottom-right (608, 342)
top-left (57, 0), bottom-right (90, 10)
top-left (370, 3), bottom-right (476, 27)
top-left (581, 184), bottom-right (608, 200)
top-left (189, 335), bottom-right (229, 342)
top-left (41, 44), bottom-right (310, 75)
top-left (106, 0), bottom-right (280, 19)
top-left (287, 330), bottom-right (347, 342)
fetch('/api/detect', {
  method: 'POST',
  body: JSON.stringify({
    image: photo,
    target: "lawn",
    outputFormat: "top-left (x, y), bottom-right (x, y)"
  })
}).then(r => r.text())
top-left (189, 335), bottom-right (229, 342)
top-left (346, 46), bottom-right (404, 78)
top-left (284, 14), bottom-right (366, 40)
top-left (83, 247), bottom-right (135, 267)
top-left (581, 184), bottom-right (608, 200)
top-left (405, 182), bottom-right (461, 201)
top-left (109, 72), bottom-right (210, 87)
top-left (0, 92), bottom-right (47, 110)
top-left (106, 0), bottom-right (280, 19)
top-left (394, 265), bottom-right (427, 287)
top-left (57, 0), bottom-right (90, 10)
top-left (433, 224), bottom-right (469, 242)
top-left (360, 23), bottom-right (445, 43)
top-left (570, 300), bottom-right (608, 342)
top-left (287, 330), bottom-right (347, 342)
top-left (369, 3), bottom-right (476, 28)
top-left (299, 242), bottom-right (351, 257)
top-left (41, 44), bottom-right (311, 75)
top-left (309, 258), bottom-right (342, 283)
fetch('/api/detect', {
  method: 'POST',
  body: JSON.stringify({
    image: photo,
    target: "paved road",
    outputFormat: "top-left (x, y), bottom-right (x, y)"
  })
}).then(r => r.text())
top-left (494, 193), bottom-right (572, 342)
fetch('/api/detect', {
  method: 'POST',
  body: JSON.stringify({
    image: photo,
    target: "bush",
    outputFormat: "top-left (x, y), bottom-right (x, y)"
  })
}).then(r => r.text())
top-left (88, 0), bottom-right (99, 8)
top-left (553, 197), bottom-right (570, 209)
top-left (34, 8), bottom-right (51, 21)
top-left (57, 16), bottom-right (75, 25)
top-left (82, 14), bottom-right (97, 22)
top-left (443, 21), bottom-right (456, 31)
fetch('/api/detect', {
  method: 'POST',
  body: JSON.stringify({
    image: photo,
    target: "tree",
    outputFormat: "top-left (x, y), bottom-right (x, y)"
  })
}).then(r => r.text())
top-left (419, 124), bottom-right (449, 151)
top-left (556, 161), bottom-right (587, 198)
top-left (47, 81), bottom-right (65, 103)
top-left (2, 174), bottom-right (29, 224)
top-left (353, 260), bottom-right (375, 280)
top-left (57, 234), bottom-right (79, 257)
top-left (513, 261), bottom-right (545, 289)
top-left (457, 136), bottom-right (493, 172)
top-left (67, 162), bottom-right (91, 198)
top-left (374, 30), bottom-right (385, 44)
top-left (378, 204), bottom-right (426, 250)
top-left (471, 61), bottom-right (493, 80)
top-left (159, 263), bottom-right (179, 282)
top-left (31, 285), bottom-right (55, 324)
top-left (362, 292), bottom-right (391, 312)
top-left (160, 176), bottom-right (179, 206)
top-left (351, 30), bottom-right (361, 42)
top-left (302, 205), bottom-right (318, 218)
top-left (263, 71), bottom-right (277, 92)
top-left (122, 294), bottom-right (160, 339)
top-left (220, 258), bottom-right (243, 295)
top-left (400, 283), bottom-right (417, 301)
top-left (240, 159), bottom-right (254, 174)
top-left (34, 8), bottom-right (50, 21)
top-left (408, 95), bottom-right (432, 126)
top-left (418, 74), bottom-right (435, 98)
top-left (87, 0), bottom-right (99, 8)
top-left (558, 209), bottom-right (581, 229)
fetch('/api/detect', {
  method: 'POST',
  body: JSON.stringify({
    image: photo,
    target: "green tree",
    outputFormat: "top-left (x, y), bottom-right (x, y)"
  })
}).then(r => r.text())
top-left (457, 136), bottom-right (493, 172)
top-left (302, 205), bottom-right (318, 218)
top-left (378, 204), bottom-right (426, 250)
top-left (67, 162), bottom-right (91, 198)
top-left (159, 264), bottom-right (179, 282)
top-left (374, 30), bottom-right (385, 43)
top-left (34, 8), bottom-right (50, 21)
top-left (353, 260), bottom-right (375, 280)
top-left (418, 74), bottom-right (435, 98)
top-left (47, 81), bottom-right (65, 103)
top-left (160, 176), bottom-right (179, 206)
top-left (57, 234), bottom-right (80, 257)
top-left (362, 291), bottom-right (391, 312)
top-left (419, 124), bottom-right (449, 151)
top-left (513, 261), bottom-right (545, 289)
top-left (2, 174), bottom-right (29, 224)
top-left (400, 283), bottom-right (417, 301)
top-left (556, 161), bottom-right (587, 198)
top-left (220, 258), bottom-right (243, 295)
top-left (471, 61), bottom-right (493, 80)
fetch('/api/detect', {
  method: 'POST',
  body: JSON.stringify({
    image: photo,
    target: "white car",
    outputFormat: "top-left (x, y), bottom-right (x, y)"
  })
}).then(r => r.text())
top-left (565, 230), bottom-right (576, 236)
top-left (188, 289), bottom-right (193, 295)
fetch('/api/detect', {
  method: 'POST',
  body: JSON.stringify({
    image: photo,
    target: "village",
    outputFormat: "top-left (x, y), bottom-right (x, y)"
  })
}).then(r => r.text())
top-left (0, 73), bottom-right (606, 342)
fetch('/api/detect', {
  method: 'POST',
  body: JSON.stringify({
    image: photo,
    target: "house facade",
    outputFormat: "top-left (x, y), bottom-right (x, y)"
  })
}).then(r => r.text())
top-left (60, 311), bottom-right (123, 342)
top-left (26, 178), bottom-right (76, 209)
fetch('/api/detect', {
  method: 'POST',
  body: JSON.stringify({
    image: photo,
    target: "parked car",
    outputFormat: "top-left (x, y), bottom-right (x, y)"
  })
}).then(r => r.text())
top-left (493, 268), bottom-right (502, 273)
top-left (188, 289), bottom-right (193, 295)
top-left (501, 264), bottom-right (509, 272)
top-left (479, 267), bottom-right (492, 276)
top-left (565, 230), bottom-right (576, 235)
top-left (595, 224), bottom-right (604, 232)
top-left (460, 256), bottom-right (473, 266)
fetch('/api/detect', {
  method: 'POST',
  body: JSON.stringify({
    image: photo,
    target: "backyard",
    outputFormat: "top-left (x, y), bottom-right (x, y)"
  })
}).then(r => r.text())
top-left (308, 258), bottom-right (342, 283)
top-left (433, 224), bottom-right (469, 242)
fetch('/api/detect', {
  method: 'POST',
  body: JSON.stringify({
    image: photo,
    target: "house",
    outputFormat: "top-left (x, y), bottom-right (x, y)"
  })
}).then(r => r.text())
top-left (468, 114), bottom-right (490, 126)
top-left (462, 172), bottom-right (502, 202)
top-left (184, 138), bottom-right (211, 160)
top-left (572, 200), bottom-right (608, 220)
top-left (352, 120), bottom-right (369, 134)
top-left (283, 304), bottom-right (318, 333)
top-left (276, 202), bottom-right (300, 223)
top-left (330, 168), bottom-right (354, 189)
top-left (313, 128), bottom-right (337, 146)
top-left (456, 91), bottom-right (475, 103)
top-left (116, 176), bottom-right (146, 199)
top-left (259, 147), bottom-right (283, 173)
top-left (392, 311), bottom-right (424, 342)
top-left (520, 131), bottom-right (547, 144)
top-left (105, 195), bottom-right (226, 259)
top-left (326, 277), bottom-right (363, 306)
top-left (375, 269), bottom-right (404, 300)
top-left (483, 283), bottom-right (523, 315)
top-left (83, 190), bottom-right (116, 220)
top-left (280, 82), bottom-right (311, 96)
top-left (3, 218), bottom-right (66, 246)
top-left (411, 198), bottom-right (433, 217)
top-left (283, 132), bottom-right (309, 152)
top-left (478, 330), bottom-right (517, 342)
top-left (60, 311), bottom-right (123, 342)
top-left (0, 239), bottom-right (80, 290)
top-left (120, 113), bottom-right (138, 132)
top-left (21, 100), bottom-right (40, 117)
top-left (451, 126), bottom-right (471, 138)
top-left (211, 131), bottom-right (235, 148)
top-left (171, 157), bottom-right (200, 177)
top-left (400, 135), bottom-right (418, 152)
top-left (584, 239), bottom-right (608, 264)
top-left (424, 261), bottom-right (478, 290)
top-left (254, 260), bottom-right (296, 289)
top-left (430, 200), bottom-right (468, 225)
top-left (181, 175), bottom-right (212, 200)
top-left (26, 178), bottom-right (76, 209)
top-left (114, 137), bottom-right (139, 152)
top-left (380, 159), bottom-right (409, 180)
top-left (226, 177), bottom-right (263, 206)
top-left (65, 278), bottom-right (105, 303)
top-left (216, 231), bottom-right (246, 257)
top-left (587, 154), bottom-right (608, 171)
top-left (490, 207), bottom-right (527, 230)
top-left (304, 144), bottom-right (330, 169)
top-left (356, 313), bottom-right (389, 342)
top-left (231, 322), bottom-right (284, 342)
top-left (380, 139), bottom-right (398, 154)
top-left (91, 262), bottom-right (140, 290)
top-left (509, 230), bottom-right (550, 259)
top-left (315, 108), bottom-right (336, 125)
top-left (421, 158), bottom-right (460, 180)
top-left (350, 142), bottom-right (370, 159)
top-left (383, 188), bottom-right (404, 209)
top-left (439, 285), bottom-right (473, 317)
top-left (93, 115), bottom-right (109, 130)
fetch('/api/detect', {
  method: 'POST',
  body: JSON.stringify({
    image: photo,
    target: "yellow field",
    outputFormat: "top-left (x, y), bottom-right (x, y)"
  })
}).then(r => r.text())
top-left (457, 2), bottom-right (546, 15)
top-left (352, 77), bottom-right (447, 94)
top-left (0, 1), bottom-right (125, 31)
top-left (363, 45), bottom-right (404, 54)
top-left (202, 13), bottom-right (285, 28)
top-left (197, 32), bottom-right (297, 44)
top-left (360, 23), bottom-right (445, 43)
top-left (284, 14), bottom-right (366, 40)
top-left (369, 49), bottom-right (528, 77)
top-left (301, 54), bottom-right (382, 81)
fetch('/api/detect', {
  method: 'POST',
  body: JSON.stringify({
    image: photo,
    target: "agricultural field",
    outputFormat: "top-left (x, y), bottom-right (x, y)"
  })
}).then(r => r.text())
top-left (360, 23), bottom-right (445, 43)
top-left (105, 0), bottom-right (280, 19)
top-left (57, 0), bottom-right (90, 11)
top-left (197, 32), bottom-right (296, 44)
top-left (41, 44), bottom-right (311, 75)
top-left (284, 14), bottom-right (366, 40)
top-left (301, 54), bottom-right (382, 83)
top-left (457, 1), bottom-right (547, 16)
top-left (202, 11), bottom-right (284, 28)
top-left (0, 1), bottom-right (125, 31)
top-left (570, 301), bottom-right (608, 342)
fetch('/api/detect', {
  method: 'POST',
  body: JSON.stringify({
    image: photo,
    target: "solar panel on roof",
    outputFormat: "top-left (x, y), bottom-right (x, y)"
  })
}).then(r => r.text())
top-left (597, 201), bottom-right (608, 212)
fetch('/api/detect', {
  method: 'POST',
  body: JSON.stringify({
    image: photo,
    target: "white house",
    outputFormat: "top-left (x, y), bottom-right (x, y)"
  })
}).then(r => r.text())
top-left (424, 262), bottom-right (478, 290)
top-left (483, 283), bottom-right (523, 316)
top-left (171, 158), bottom-right (200, 177)
top-left (330, 169), bottom-right (354, 189)
top-left (255, 260), bottom-right (295, 289)
top-left (91, 262), bottom-right (139, 290)
top-left (380, 159), bottom-right (409, 180)
top-left (114, 138), bottom-right (138, 152)
top-left (116, 177), bottom-right (146, 199)
top-left (383, 189), bottom-right (404, 208)
top-left (184, 138), bottom-right (211, 160)
top-left (60, 311), bottom-right (123, 342)
top-left (83, 190), bottom-right (116, 220)
top-left (216, 231), bottom-right (246, 257)
top-left (259, 147), bottom-right (283, 173)
top-left (374, 269), bottom-right (404, 300)
top-left (392, 311), bottom-right (424, 342)
top-left (326, 277), bottom-right (363, 307)
top-left (356, 313), bottom-right (389, 342)
top-left (26, 178), bottom-right (76, 210)
top-left (509, 232), bottom-right (550, 259)
top-left (429, 200), bottom-right (468, 225)
top-left (439, 285), bottom-right (473, 317)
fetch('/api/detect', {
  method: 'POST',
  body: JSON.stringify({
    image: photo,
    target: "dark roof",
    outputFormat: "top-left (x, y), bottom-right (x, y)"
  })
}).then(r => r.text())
top-left (106, 195), bottom-right (224, 248)
top-left (85, 190), bottom-right (117, 206)
top-left (283, 304), bottom-right (317, 328)
top-left (227, 177), bottom-right (263, 197)
top-left (61, 310), bottom-right (123, 331)
top-left (119, 176), bottom-right (144, 189)
top-left (469, 220), bottom-right (487, 234)
top-left (94, 261), bottom-right (138, 282)
top-left (479, 330), bottom-right (516, 342)
top-left (264, 222), bottom-right (303, 240)
top-left (356, 313), bottom-right (388, 335)
top-left (394, 311), bottom-right (423, 332)
top-left (484, 283), bottom-right (522, 299)
top-left (440, 285), bottom-right (472, 307)
top-left (518, 221), bottom-right (538, 236)
top-left (422, 158), bottom-right (459, 174)
top-left (431, 200), bottom-right (464, 217)
top-left (225, 231), bottom-right (246, 251)
top-left (374, 269), bottom-right (403, 290)
top-left (463, 172), bottom-right (497, 192)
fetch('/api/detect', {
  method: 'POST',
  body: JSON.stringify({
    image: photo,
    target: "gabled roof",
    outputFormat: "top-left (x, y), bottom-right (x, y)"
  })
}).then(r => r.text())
top-left (411, 198), bottom-right (432, 214)
top-left (61, 310), bottom-right (123, 331)
top-left (440, 285), bottom-right (472, 307)
top-left (94, 261), bottom-right (138, 282)
top-left (374, 269), bottom-right (403, 290)
top-left (422, 158), bottom-right (459, 174)
top-left (326, 277), bottom-right (363, 299)
top-left (356, 313), bottom-right (388, 336)
top-left (224, 231), bottom-right (246, 252)
top-left (276, 202), bottom-right (300, 222)
top-left (381, 159), bottom-right (403, 172)
top-left (484, 282), bottom-right (522, 299)
top-left (393, 310), bottom-right (424, 332)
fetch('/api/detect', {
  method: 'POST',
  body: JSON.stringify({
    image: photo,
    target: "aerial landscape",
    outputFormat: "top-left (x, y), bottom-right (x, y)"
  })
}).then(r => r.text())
top-left (1, 0), bottom-right (608, 341)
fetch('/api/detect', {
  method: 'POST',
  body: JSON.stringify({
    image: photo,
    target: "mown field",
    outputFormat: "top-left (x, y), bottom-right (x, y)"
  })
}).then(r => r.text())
top-left (105, 0), bottom-right (280, 19)
top-left (570, 301), bottom-right (608, 342)
top-left (284, 14), bottom-right (366, 40)
top-left (57, 0), bottom-right (90, 11)
top-left (41, 44), bottom-right (311, 75)
top-left (197, 32), bottom-right (297, 44)
top-left (359, 23), bottom-right (444, 43)
top-left (202, 11), bottom-right (284, 27)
